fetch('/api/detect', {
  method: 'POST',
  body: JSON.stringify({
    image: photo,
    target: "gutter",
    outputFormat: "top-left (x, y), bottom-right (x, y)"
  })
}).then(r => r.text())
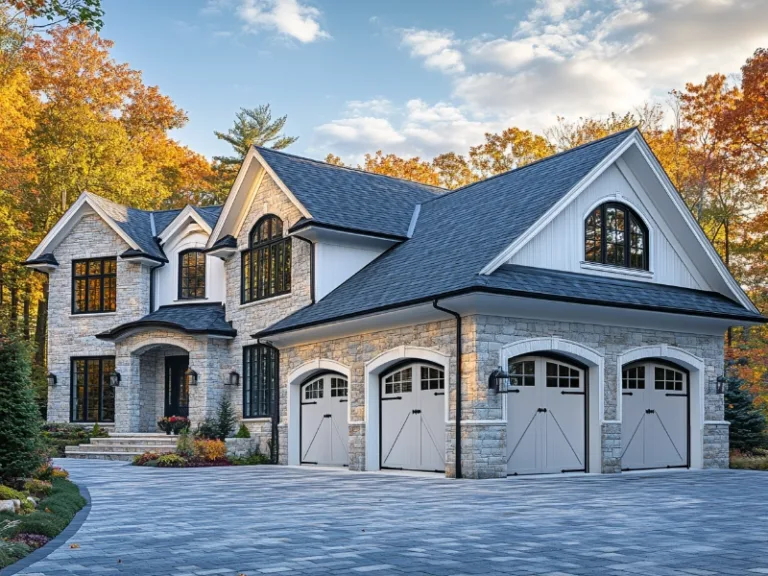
top-left (432, 299), bottom-right (462, 479)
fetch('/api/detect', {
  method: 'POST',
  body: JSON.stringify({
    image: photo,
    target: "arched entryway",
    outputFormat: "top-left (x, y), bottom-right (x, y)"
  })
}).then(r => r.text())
top-left (500, 338), bottom-right (604, 474)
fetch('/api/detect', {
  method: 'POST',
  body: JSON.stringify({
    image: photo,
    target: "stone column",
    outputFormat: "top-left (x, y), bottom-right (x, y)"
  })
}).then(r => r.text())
top-left (114, 351), bottom-right (141, 432)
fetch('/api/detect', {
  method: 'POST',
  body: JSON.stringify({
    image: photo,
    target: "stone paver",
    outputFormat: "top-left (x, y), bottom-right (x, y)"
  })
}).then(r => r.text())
top-left (13, 461), bottom-right (768, 576)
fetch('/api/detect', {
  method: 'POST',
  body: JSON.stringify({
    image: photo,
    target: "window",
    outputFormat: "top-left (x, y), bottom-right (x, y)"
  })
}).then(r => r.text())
top-left (243, 345), bottom-right (279, 418)
top-left (420, 366), bottom-right (445, 390)
top-left (179, 250), bottom-right (206, 300)
top-left (546, 361), bottom-right (581, 388)
top-left (655, 366), bottom-right (685, 391)
top-left (383, 367), bottom-right (412, 395)
top-left (72, 257), bottom-right (117, 314)
top-left (305, 379), bottom-right (323, 400)
top-left (241, 215), bottom-right (291, 303)
top-left (584, 203), bottom-right (648, 270)
top-left (71, 357), bottom-right (115, 422)
top-left (622, 365), bottom-right (646, 389)
top-left (330, 377), bottom-right (348, 397)
top-left (508, 360), bottom-right (535, 386)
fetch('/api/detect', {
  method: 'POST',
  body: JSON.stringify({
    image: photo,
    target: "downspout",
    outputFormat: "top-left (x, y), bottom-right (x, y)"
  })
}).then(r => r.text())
top-left (432, 299), bottom-right (462, 479)
top-left (291, 235), bottom-right (315, 304)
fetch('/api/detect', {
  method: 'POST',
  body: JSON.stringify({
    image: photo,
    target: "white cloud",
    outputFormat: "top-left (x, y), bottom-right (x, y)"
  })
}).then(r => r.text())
top-left (400, 29), bottom-right (465, 74)
top-left (238, 0), bottom-right (328, 43)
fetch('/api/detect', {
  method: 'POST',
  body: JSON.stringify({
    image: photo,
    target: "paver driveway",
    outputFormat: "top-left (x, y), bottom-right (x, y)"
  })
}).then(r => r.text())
top-left (10, 461), bottom-right (768, 576)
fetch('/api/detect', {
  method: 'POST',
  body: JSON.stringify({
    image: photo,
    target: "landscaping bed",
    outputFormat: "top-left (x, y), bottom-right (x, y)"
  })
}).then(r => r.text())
top-left (41, 423), bottom-right (109, 457)
top-left (0, 469), bottom-right (86, 569)
top-left (730, 449), bottom-right (768, 471)
top-left (133, 436), bottom-right (269, 467)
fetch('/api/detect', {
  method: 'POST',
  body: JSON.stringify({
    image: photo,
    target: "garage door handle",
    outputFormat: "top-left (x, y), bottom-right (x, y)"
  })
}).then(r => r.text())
top-left (434, 392), bottom-right (445, 396)
top-left (339, 399), bottom-right (348, 403)
top-left (645, 409), bottom-right (655, 414)
top-left (382, 396), bottom-right (402, 401)
top-left (324, 414), bottom-right (332, 418)
top-left (561, 391), bottom-right (585, 395)
top-left (537, 408), bottom-right (547, 413)
top-left (665, 393), bottom-right (687, 397)
top-left (412, 409), bottom-right (422, 414)
top-left (301, 401), bottom-right (318, 405)
top-left (622, 392), bottom-right (633, 396)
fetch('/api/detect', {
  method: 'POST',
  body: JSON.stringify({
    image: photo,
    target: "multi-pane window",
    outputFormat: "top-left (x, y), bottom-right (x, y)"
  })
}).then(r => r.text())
top-left (242, 215), bottom-right (292, 303)
top-left (179, 250), bottom-right (206, 300)
top-left (508, 360), bottom-right (535, 386)
top-left (584, 203), bottom-right (648, 270)
top-left (305, 379), bottom-right (323, 400)
top-left (384, 367), bottom-right (412, 394)
top-left (655, 367), bottom-right (684, 391)
top-left (330, 377), bottom-right (348, 397)
top-left (71, 357), bottom-right (115, 422)
top-left (622, 365), bottom-right (646, 389)
top-left (243, 345), bottom-right (279, 418)
top-left (72, 257), bottom-right (117, 314)
top-left (420, 366), bottom-right (445, 390)
top-left (546, 361), bottom-right (581, 388)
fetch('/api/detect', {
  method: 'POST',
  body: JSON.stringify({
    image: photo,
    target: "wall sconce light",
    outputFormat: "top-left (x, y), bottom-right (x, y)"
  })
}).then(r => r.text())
top-left (108, 371), bottom-right (121, 387)
top-left (488, 367), bottom-right (517, 394)
top-left (185, 367), bottom-right (198, 387)
top-left (47, 373), bottom-right (57, 387)
top-left (228, 370), bottom-right (240, 386)
top-left (715, 376), bottom-right (726, 395)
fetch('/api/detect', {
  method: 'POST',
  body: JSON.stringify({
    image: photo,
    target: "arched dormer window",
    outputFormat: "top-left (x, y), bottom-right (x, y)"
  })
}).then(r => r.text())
top-left (585, 202), bottom-right (648, 270)
top-left (241, 215), bottom-right (291, 303)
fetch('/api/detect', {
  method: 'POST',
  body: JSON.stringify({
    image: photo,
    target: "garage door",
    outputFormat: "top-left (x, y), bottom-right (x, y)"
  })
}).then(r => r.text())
top-left (300, 374), bottom-right (349, 466)
top-left (506, 356), bottom-right (586, 475)
top-left (621, 362), bottom-right (688, 470)
top-left (380, 363), bottom-right (446, 472)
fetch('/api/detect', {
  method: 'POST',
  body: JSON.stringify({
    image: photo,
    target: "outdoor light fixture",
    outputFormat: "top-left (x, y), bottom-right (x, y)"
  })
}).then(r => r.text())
top-left (228, 370), bottom-right (240, 386)
top-left (185, 367), bottom-right (198, 387)
top-left (715, 376), bottom-right (726, 395)
top-left (46, 373), bottom-right (57, 387)
top-left (108, 371), bottom-right (121, 387)
top-left (488, 367), bottom-right (516, 394)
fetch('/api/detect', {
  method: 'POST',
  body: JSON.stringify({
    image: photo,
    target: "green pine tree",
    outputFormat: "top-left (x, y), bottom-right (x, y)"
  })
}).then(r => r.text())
top-left (723, 370), bottom-right (767, 453)
top-left (0, 335), bottom-right (43, 481)
top-left (216, 396), bottom-right (237, 441)
top-left (213, 104), bottom-right (298, 166)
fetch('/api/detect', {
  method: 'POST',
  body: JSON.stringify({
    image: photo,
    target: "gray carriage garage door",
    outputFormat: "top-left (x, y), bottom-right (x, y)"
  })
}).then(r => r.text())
top-left (621, 361), bottom-right (689, 470)
top-left (380, 363), bottom-right (446, 472)
top-left (300, 374), bottom-right (349, 466)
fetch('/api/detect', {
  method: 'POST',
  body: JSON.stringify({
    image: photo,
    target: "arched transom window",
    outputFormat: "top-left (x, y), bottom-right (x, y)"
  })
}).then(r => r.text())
top-left (585, 202), bottom-right (648, 270)
top-left (241, 215), bottom-right (292, 303)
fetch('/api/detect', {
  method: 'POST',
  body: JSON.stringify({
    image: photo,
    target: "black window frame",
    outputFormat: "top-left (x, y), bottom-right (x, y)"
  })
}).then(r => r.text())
top-left (71, 257), bottom-right (117, 314)
top-left (243, 344), bottom-right (279, 418)
top-left (70, 356), bottom-right (116, 423)
top-left (584, 202), bottom-right (649, 271)
top-left (178, 249), bottom-right (207, 300)
top-left (241, 215), bottom-right (292, 304)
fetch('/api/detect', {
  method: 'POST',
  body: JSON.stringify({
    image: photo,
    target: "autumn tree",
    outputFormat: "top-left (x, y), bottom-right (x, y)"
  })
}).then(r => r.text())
top-left (468, 127), bottom-right (554, 178)
top-left (360, 151), bottom-right (440, 186)
top-left (6, 0), bottom-right (104, 29)
top-left (432, 152), bottom-right (475, 189)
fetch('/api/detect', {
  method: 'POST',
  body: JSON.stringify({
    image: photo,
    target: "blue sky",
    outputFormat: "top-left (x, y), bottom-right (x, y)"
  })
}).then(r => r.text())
top-left (101, 0), bottom-right (768, 163)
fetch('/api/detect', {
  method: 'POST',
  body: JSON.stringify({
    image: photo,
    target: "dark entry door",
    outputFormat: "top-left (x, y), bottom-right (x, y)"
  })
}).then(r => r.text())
top-left (165, 355), bottom-right (190, 417)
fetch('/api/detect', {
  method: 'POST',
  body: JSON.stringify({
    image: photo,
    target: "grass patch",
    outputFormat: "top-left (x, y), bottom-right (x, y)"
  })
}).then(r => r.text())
top-left (0, 478), bottom-right (86, 568)
top-left (730, 453), bottom-right (768, 470)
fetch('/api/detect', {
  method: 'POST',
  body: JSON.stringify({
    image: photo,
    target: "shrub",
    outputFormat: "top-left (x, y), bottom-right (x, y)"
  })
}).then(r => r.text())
top-left (216, 397), bottom-right (237, 440)
top-left (234, 424), bottom-right (251, 439)
top-left (132, 452), bottom-right (161, 466)
top-left (193, 439), bottom-right (227, 462)
top-left (175, 428), bottom-right (194, 458)
top-left (51, 467), bottom-right (69, 480)
top-left (157, 416), bottom-right (190, 434)
top-left (723, 369), bottom-right (767, 453)
top-left (33, 462), bottom-right (54, 481)
top-left (0, 485), bottom-right (25, 501)
top-left (10, 533), bottom-right (49, 549)
top-left (23, 480), bottom-right (52, 498)
top-left (730, 451), bottom-right (768, 470)
top-left (194, 418), bottom-right (220, 440)
top-left (0, 540), bottom-right (30, 569)
top-left (1, 479), bottom-right (86, 539)
top-left (40, 422), bottom-right (106, 458)
top-left (0, 336), bottom-right (44, 481)
top-left (230, 449), bottom-right (268, 466)
top-left (156, 454), bottom-right (186, 468)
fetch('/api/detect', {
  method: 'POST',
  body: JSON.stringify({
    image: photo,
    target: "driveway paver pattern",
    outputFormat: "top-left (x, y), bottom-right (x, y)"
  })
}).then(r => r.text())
top-left (12, 461), bottom-right (768, 576)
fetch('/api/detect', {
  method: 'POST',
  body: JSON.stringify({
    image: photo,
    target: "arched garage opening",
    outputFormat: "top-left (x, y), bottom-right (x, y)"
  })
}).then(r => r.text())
top-left (365, 346), bottom-right (450, 473)
top-left (618, 345), bottom-right (705, 470)
top-left (500, 338), bottom-right (604, 474)
top-left (287, 359), bottom-right (351, 467)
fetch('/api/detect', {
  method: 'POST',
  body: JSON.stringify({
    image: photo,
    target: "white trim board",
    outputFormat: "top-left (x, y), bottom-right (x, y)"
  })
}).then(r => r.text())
top-left (157, 205), bottom-right (212, 245)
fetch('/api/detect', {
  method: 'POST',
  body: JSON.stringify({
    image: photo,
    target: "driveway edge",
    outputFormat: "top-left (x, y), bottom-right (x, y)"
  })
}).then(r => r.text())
top-left (0, 483), bottom-right (92, 575)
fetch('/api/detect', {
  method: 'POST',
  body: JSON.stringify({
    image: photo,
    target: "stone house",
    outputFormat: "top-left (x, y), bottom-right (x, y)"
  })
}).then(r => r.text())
top-left (25, 128), bottom-right (764, 478)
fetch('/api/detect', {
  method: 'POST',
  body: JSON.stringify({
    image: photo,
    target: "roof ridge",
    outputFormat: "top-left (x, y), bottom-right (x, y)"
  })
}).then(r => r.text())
top-left (420, 126), bottom-right (639, 207)
top-left (254, 145), bottom-right (447, 193)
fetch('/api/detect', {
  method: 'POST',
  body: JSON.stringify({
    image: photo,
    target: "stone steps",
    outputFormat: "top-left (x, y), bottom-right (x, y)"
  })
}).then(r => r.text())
top-left (64, 433), bottom-right (179, 461)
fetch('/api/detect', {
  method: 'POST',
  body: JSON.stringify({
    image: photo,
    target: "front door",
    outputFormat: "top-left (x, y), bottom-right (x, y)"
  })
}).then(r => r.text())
top-left (165, 355), bottom-right (190, 417)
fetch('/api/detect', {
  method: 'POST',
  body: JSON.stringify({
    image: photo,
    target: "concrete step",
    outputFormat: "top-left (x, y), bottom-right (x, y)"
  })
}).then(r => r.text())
top-left (108, 433), bottom-right (174, 438)
top-left (90, 437), bottom-right (178, 447)
top-left (66, 444), bottom-right (176, 454)
top-left (65, 451), bottom-right (142, 461)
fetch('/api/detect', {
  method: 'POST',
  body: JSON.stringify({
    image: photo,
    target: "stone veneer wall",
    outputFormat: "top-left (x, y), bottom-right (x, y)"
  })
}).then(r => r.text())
top-left (47, 214), bottom-right (150, 423)
top-left (223, 173), bottom-right (313, 441)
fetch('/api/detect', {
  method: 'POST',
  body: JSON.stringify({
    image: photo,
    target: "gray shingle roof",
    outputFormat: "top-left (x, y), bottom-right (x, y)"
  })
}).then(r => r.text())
top-left (193, 205), bottom-right (223, 230)
top-left (256, 146), bottom-right (441, 238)
top-left (256, 128), bottom-right (762, 337)
top-left (96, 303), bottom-right (236, 340)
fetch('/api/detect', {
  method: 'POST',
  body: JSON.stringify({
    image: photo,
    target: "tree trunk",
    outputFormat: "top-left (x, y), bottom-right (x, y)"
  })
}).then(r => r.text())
top-left (23, 281), bottom-right (30, 340)
top-left (34, 277), bottom-right (48, 368)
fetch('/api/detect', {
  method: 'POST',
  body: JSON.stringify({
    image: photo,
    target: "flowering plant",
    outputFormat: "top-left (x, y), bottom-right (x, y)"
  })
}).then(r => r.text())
top-left (157, 416), bottom-right (190, 434)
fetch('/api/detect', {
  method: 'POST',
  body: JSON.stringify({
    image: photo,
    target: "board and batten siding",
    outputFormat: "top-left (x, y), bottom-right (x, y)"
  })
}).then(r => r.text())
top-left (509, 164), bottom-right (708, 290)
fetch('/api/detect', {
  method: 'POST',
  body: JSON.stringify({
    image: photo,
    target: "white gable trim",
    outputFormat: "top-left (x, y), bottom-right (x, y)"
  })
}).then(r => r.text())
top-left (157, 205), bottom-right (212, 245)
top-left (29, 192), bottom-right (140, 260)
top-left (480, 131), bottom-right (638, 275)
top-left (207, 147), bottom-right (311, 248)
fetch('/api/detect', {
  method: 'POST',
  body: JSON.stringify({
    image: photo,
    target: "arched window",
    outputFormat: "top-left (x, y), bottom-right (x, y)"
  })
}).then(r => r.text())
top-left (241, 215), bottom-right (292, 303)
top-left (585, 202), bottom-right (648, 270)
top-left (178, 249), bottom-right (206, 300)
